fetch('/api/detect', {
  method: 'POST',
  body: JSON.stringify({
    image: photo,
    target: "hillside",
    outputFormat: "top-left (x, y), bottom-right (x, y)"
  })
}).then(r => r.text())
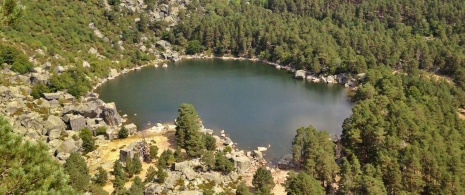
top-left (1, 0), bottom-right (465, 194)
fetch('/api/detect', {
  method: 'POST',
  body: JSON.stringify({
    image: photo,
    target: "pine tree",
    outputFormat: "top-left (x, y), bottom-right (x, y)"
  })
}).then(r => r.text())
top-left (0, 116), bottom-right (76, 194)
top-left (175, 103), bottom-right (205, 157)
top-left (156, 168), bottom-right (168, 183)
top-left (128, 176), bottom-right (144, 195)
top-left (144, 166), bottom-right (156, 184)
top-left (132, 156), bottom-right (143, 175)
top-left (236, 181), bottom-right (251, 195)
top-left (285, 171), bottom-right (325, 195)
top-left (174, 146), bottom-right (185, 162)
top-left (93, 166), bottom-right (108, 186)
top-left (112, 160), bottom-right (127, 191)
top-left (80, 128), bottom-right (96, 153)
top-left (204, 134), bottom-right (217, 151)
top-left (64, 153), bottom-right (91, 192)
top-left (118, 126), bottom-right (129, 139)
top-left (149, 145), bottom-right (159, 160)
top-left (252, 167), bottom-right (275, 192)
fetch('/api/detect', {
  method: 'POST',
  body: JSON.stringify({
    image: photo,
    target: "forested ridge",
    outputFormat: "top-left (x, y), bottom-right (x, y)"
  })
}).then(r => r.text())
top-left (172, 0), bottom-right (465, 90)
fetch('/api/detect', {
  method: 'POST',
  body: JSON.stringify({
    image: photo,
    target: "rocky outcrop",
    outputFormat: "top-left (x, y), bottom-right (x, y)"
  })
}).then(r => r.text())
top-left (294, 70), bottom-right (306, 79)
top-left (102, 102), bottom-right (122, 126)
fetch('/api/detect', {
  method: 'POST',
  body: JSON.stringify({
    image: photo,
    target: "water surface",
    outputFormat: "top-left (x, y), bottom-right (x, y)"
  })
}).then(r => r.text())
top-left (95, 59), bottom-right (352, 162)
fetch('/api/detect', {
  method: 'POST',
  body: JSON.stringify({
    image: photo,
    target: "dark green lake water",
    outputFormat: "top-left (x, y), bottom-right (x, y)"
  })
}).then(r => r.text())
top-left (95, 59), bottom-right (352, 162)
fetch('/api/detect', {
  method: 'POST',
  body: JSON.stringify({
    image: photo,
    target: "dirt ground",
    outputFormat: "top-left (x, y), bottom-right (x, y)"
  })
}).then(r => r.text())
top-left (85, 129), bottom-right (177, 193)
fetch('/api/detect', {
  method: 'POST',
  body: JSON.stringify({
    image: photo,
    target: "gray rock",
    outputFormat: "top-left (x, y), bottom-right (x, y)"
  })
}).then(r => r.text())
top-left (109, 68), bottom-right (118, 78)
top-left (6, 101), bottom-right (20, 114)
top-left (30, 73), bottom-right (49, 85)
top-left (156, 40), bottom-right (171, 49)
top-left (327, 75), bottom-right (336, 83)
top-left (48, 139), bottom-right (63, 149)
top-left (253, 150), bottom-right (263, 159)
top-left (54, 66), bottom-right (66, 74)
top-left (173, 161), bottom-right (191, 171)
top-left (102, 102), bottom-right (122, 126)
top-left (25, 129), bottom-right (39, 139)
top-left (63, 101), bottom-right (101, 118)
top-left (48, 129), bottom-right (62, 141)
top-left (173, 191), bottom-right (201, 195)
top-left (232, 155), bottom-right (251, 173)
top-left (124, 123), bottom-right (137, 135)
top-left (224, 137), bottom-right (233, 146)
top-left (181, 167), bottom-right (198, 181)
top-left (44, 115), bottom-right (66, 132)
top-left (294, 70), bottom-right (306, 79)
top-left (200, 172), bottom-right (222, 184)
top-left (145, 183), bottom-right (164, 195)
top-left (43, 92), bottom-right (61, 100)
top-left (277, 154), bottom-right (295, 169)
top-left (56, 139), bottom-right (79, 154)
top-left (69, 115), bottom-right (86, 131)
top-left (56, 152), bottom-right (71, 161)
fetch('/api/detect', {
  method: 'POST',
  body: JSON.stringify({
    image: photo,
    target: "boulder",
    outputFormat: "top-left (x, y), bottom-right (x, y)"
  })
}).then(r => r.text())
top-left (102, 102), bottom-right (122, 126)
top-left (48, 139), bottom-right (63, 149)
top-left (145, 183), bottom-right (164, 195)
top-left (43, 115), bottom-right (66, 132)
top-left (223, 137), bottom-right (233, 146)
top-left (232, 155), bottom-right (251, 173)
top-left (277, 154), bottom-right (295, 169)
top-left (56, 152), bottom-right (71, 161)
top-left (257, 147), bottom-right (267, 152)
top-left (181, 167), bottom-right (198, 181)
top-left (63, 101), bottom-right (101, 118)
top-left (30, 73), bottom-right (49, 85)
top-left (294, 70), bottom-right (306, 79)
top-left (48, 129), bottom-right (62, 141)
top-left (124, 123), bottom-right (137, 135)
top-left (173, 161), bottom-right (191, 171)
top-left (43, 92), bottom-right (61, 100)
top-left (6, 101), bottom-right (20, 114)
top-left (56, 139), bottom-right (80, 154)
top-left (327, 75), bottom-right (336, 83)
top-left (109, 69), bottom-right (118, 78)
top-left (200, 172), bottom-right (222, 185)
top-left (69, 115), bottom-right (86, 131)
top-left (253, 150), bottom-right (263, 159)
top-left (54, 66), bottom-right (66, 74)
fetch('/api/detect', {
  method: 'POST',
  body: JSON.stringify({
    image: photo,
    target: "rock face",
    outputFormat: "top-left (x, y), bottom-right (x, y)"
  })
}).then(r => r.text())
top-left (102, 102), bottom-right (122, 126)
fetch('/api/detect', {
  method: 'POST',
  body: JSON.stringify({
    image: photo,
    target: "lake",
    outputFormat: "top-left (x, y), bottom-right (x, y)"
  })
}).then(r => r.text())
top-left (95, 59), bottom-right (353, 162)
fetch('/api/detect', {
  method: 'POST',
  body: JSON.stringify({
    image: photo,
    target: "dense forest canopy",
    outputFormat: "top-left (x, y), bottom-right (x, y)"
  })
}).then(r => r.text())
top-left (171, 0), bottom-right (465, 92)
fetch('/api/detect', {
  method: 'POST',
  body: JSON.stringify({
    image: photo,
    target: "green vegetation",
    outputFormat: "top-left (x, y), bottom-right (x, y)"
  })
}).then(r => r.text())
top-left (0, 0), bottom-right (24, 27)
top-left (292, 126), bottom-right (339, 192)
top-left (64, 153), bottom-right (91, 192)
top-left (149, 145), bottom-right (159, 160)
top-left (235, 181), bottom-right (251, 195)
top-left (201, 151), bottom-right (216, 170)
top-left (157, 149), bottom-right (175, 169)
top-left (204, 133), bottom-right (217, 151)
top-left (214, 152), bottom-right (234, 174)
top-left (118, 126), bottom-right (129, 139)
top-left (127, 176), bottom-right (145, 195)
top-left (174, 146), bottom-right (185, 162)
top-left (252, 167), bottom-right (274, 193)
top-left (284, 171), bottom-right (325, 195)
top-left (93, 166), bottom-right (108, 186)
top-left (144, 166), bottom-right (156, 183)
top-left (175, 103), bottom-right (205, 157)
top-left (80, 128), bottom-right (96, 153)
top-left (0, 44), bottom-right (33, 74)
top-left (112, 160), bottom-right (127, 191)
top-left (0, 116), bottom-right (76, 194)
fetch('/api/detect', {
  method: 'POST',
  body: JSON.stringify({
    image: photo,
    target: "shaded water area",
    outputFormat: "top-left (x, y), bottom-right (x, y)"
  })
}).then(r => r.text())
top-left (95, 59), bottom-right (353, 162)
